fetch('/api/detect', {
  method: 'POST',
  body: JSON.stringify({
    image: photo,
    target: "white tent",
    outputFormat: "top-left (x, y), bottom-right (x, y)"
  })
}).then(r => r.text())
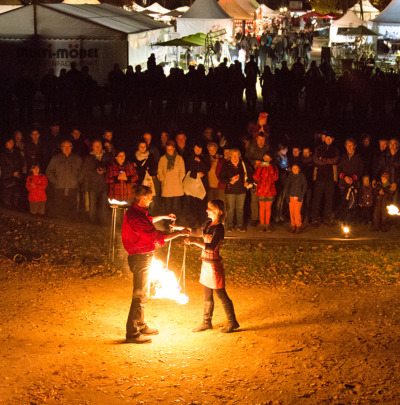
top-left (236, 0), bottom-right (259, 14)
top-left (218, 0), bottom-right (254, 20)
top-left (349, 0), bottom-right (379, 21)
top-left (329, 10), bottom-right (366, 44)
top-left (372, 0), bottom-right (400, 38)
top-left (0, 3), bottom-right (172, 84)
top-left (145, 2), bottom-right (170, 14)
top-left (177, 0), bottom-right (235, 37)
top-left (259, 4), bottom-right (278, 17)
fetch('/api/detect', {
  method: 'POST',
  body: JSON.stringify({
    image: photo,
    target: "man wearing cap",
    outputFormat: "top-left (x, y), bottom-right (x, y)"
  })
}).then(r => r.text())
top-left (311, 133), bottom-right (340, 226)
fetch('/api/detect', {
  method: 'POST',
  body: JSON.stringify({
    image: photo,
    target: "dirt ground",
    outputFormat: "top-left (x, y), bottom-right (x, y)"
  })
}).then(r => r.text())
top-left (1, 254), bottom-right (400, 405)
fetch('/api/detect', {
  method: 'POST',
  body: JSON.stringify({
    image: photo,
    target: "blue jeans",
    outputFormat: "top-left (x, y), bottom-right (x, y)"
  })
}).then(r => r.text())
top-left (225, 193), bottom-right (246, 228)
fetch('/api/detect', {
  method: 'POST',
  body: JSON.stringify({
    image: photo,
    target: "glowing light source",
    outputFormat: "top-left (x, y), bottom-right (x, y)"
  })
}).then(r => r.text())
top-left (149, 258), bottom-right (189, 305)
top-left (108, 198), bottom-right (128, 206)
top-left (387, 205), bottom-right (400, 216)
top-left (342, 225), bottom-right (350, 238)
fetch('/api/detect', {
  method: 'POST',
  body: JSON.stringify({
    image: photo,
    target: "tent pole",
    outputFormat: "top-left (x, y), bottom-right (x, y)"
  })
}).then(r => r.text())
top-left (33, 0), bottom-right (38, 36)
top-left (359, 0), bottom-right (364, 20)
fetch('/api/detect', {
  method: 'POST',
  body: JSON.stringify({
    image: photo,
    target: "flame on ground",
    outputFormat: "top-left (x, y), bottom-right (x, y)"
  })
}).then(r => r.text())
top-left (387, 205), bottom-right (400, 216)
top-left (149, 258), bottom-right (189, 305)
top-left (342, 226), bottom-right (350, 234)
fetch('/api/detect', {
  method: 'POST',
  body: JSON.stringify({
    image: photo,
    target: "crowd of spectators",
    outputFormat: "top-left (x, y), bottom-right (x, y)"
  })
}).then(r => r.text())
top-left (1, 117), bottom-right (399, 234)
top-left (2, 46), bottom-right (400, 132)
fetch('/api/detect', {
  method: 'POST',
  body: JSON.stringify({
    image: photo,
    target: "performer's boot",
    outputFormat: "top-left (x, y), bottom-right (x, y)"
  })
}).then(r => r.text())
top-left (192, 301), bottom-right (214, 332)
top-left (220, 298), bottom-right (240, 333)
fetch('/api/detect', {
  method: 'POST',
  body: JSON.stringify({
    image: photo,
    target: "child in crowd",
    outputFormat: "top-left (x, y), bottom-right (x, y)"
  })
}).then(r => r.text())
top-left (358, 175), bottom-right (374, 224)
top-left (373, 172), bottom-right (393, 232)
top-left (253, 151), bottom-right (279, 232)
top-left (26, 164), bottom-right (48, 215)
top-left (284, 163), bottom-right (307, 234)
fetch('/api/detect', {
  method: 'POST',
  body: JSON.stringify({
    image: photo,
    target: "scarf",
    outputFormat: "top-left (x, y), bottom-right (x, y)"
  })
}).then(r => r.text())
top-left (166, 152), bottom-right (177, 171)
top-left (91, 150), bottom-right (104, 161)
top-left (135, 150), bottom-right (149, 162)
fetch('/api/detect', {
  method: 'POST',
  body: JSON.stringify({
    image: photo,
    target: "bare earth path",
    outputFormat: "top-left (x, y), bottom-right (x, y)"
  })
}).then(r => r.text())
top-left (1, 259), bottom-right (400, 405)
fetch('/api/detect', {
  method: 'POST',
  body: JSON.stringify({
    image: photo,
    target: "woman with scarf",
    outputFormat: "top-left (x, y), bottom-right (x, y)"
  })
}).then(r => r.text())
top-left (185, 141), bottom-right (211, 228)
top-left (157, 140), bottom-right (185, 216)
top-left (133, 140), bottom-right (158, 214)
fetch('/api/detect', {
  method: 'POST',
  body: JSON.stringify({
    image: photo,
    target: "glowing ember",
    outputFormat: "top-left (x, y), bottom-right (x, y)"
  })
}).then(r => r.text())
top-left (387, 205), bottom-right (400, 216)
top-left (149, 258), bottom-right (189, 305)
top-left (108, 198), bottom-right (128, 206)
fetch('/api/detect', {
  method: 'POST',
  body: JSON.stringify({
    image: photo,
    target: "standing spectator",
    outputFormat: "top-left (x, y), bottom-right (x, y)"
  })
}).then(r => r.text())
top-left (175, 132), bottom-right (191, 163)
top-left (337, 138), bottom-right (363, 222)
top-left (274, 144), bottom-right (290, 223)
top-left (376, 138), bottom-right (400, 204)
top-left (83, 140), bottom-right (113, 224)
top-left (359, 134), bottom-right (373, 177)
top-left (311, 134), bottom-right (340, 226)
top-left (219, 149), bottom-right (253, 232)
top-left (300, 146), bottom-right (314, 223)
top-left (13, 71), bottom-right (36, 125)
top-left (215, 147), bottom-right (231, 203)
top-left (46, 140), bottom-right (83, 218)
top-left (206, 142), bottom-right (221, 202)
top-left (284, 163), bottom-right (307, 233)
top-left (132, 140), bottom-right (158, 214)
top-left (157, 140), bottom-right (185, 217)
top-left (0, 137), bottom-right (24, 208)
top-left (102, 130), bottom-right (116, 156)
top-left (40, 68), bottom-right (58, 120)
top-left (373, 173), bottom-right (394, 232)
top-left (24, 129), bottom-right (47, 173)
top-left (244, 55), bottom-right (260, 113)
top-left (246, 133), bottom-right (270, 226)
top-left (260, 67), bottom-right (276, 114)
top-left (142, 132), bottom-right (160, 164)
top-left (47, 123), bottom-right (62, 160)
top-left (70, 127), bottom-right (90, 158)
top-left (372, 137), bottom-right (388, 181)
top-left (253, 152), bottom-right (279, 232)
top-left (185, 141), bottom-right (211, 227)
top-left (358, 175), bottom-right (374, 224)
top-left (26, 164), bottom-right (48, 216)
top-left (108, 63), bottom-right (125, 116)
top-left (106, 150), bottom-right (138, 204)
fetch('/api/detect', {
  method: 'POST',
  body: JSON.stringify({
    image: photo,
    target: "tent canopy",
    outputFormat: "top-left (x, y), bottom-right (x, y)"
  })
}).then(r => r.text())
top-left (0, 3), bottom-right (169, 39)
top-left (145, 2), bottom-right (170, 14)
top-left (259, 4), bottom-right (278, 16)
top-left (331, 10), bottom-right (366, 28)
top-left (235, 0), bottom-right (259, 13)
top-left (344, 25), bottom-right (379, 36)
top-left (373, 0), bottom-right (400, 24)
top-left (218, 0), bottom-right (254, 20)
top-left (181, 0), bottom-right (232, 19)
top-left (155, 32), bottom-right (206, 46)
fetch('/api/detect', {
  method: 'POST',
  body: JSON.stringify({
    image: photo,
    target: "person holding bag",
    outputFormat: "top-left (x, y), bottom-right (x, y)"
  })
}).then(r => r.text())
top-left (185, 141), bottom-right (211, 228)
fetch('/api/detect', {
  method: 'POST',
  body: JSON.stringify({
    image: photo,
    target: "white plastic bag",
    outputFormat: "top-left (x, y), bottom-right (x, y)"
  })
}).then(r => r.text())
top-left (183, 171), bottom-right (206, 200)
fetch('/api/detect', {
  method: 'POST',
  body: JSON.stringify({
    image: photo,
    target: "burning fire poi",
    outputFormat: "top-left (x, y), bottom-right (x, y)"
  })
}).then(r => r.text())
top-left (149, 258), bottom-right (189, 305)
top-left (387, 205), bottom-right (400, 216)
top-left (108, 198), bottom-right (128, 206)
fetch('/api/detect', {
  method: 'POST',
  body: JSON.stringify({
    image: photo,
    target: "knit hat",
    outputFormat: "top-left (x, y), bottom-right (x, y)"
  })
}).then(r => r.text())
top-left (381, 172), bottom-right (390, 180)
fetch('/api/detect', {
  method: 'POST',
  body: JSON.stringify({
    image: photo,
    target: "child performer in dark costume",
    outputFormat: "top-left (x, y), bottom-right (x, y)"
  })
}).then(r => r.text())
top-left (185, 199), bottom-right (240, 333)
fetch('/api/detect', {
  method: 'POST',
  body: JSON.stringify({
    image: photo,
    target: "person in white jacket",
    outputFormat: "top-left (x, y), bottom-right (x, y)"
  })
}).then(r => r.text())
top-left (157, 140), bottom-right (185, 215)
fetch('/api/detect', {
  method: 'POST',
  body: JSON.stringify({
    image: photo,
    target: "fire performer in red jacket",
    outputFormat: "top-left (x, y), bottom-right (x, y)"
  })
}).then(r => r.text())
top-left (122, 184), bottom-right (189, 344)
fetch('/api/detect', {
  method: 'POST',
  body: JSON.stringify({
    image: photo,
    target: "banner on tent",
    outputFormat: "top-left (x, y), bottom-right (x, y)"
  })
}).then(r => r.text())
top-left (0, 39), bottom-right (126, 85)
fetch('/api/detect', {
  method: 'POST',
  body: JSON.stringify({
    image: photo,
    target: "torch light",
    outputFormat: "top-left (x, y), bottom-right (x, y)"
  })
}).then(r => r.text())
top-left (387, 205), bottom-right (400, 216)
top-left (342, 225), bottom-right (350, 238)
top-left (108, 198), bottom-right (128, 263)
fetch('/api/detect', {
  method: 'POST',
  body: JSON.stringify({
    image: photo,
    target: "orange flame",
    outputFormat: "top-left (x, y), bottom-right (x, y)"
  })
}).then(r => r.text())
top-left (149, 258), bottom-right (189, 305)
top-left (387, 205), bottom-right (400, 216)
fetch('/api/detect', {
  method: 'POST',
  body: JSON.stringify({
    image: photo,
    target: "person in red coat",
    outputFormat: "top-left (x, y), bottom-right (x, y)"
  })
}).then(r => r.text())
top-left (26, 164), bottom-right (48, 215)
top-left (253, 151), bottom-right (279, 232)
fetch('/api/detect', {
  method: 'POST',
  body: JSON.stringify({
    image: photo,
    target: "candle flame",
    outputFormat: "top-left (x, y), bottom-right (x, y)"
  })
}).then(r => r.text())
top-left (149, 258), bottom-right (189, 305)
top-left (343, 226), bottom-right (350, 234)
top-left (387, 205), bottom-right (400, 216)
top-left (108, 198), bottom-right (128, 206)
